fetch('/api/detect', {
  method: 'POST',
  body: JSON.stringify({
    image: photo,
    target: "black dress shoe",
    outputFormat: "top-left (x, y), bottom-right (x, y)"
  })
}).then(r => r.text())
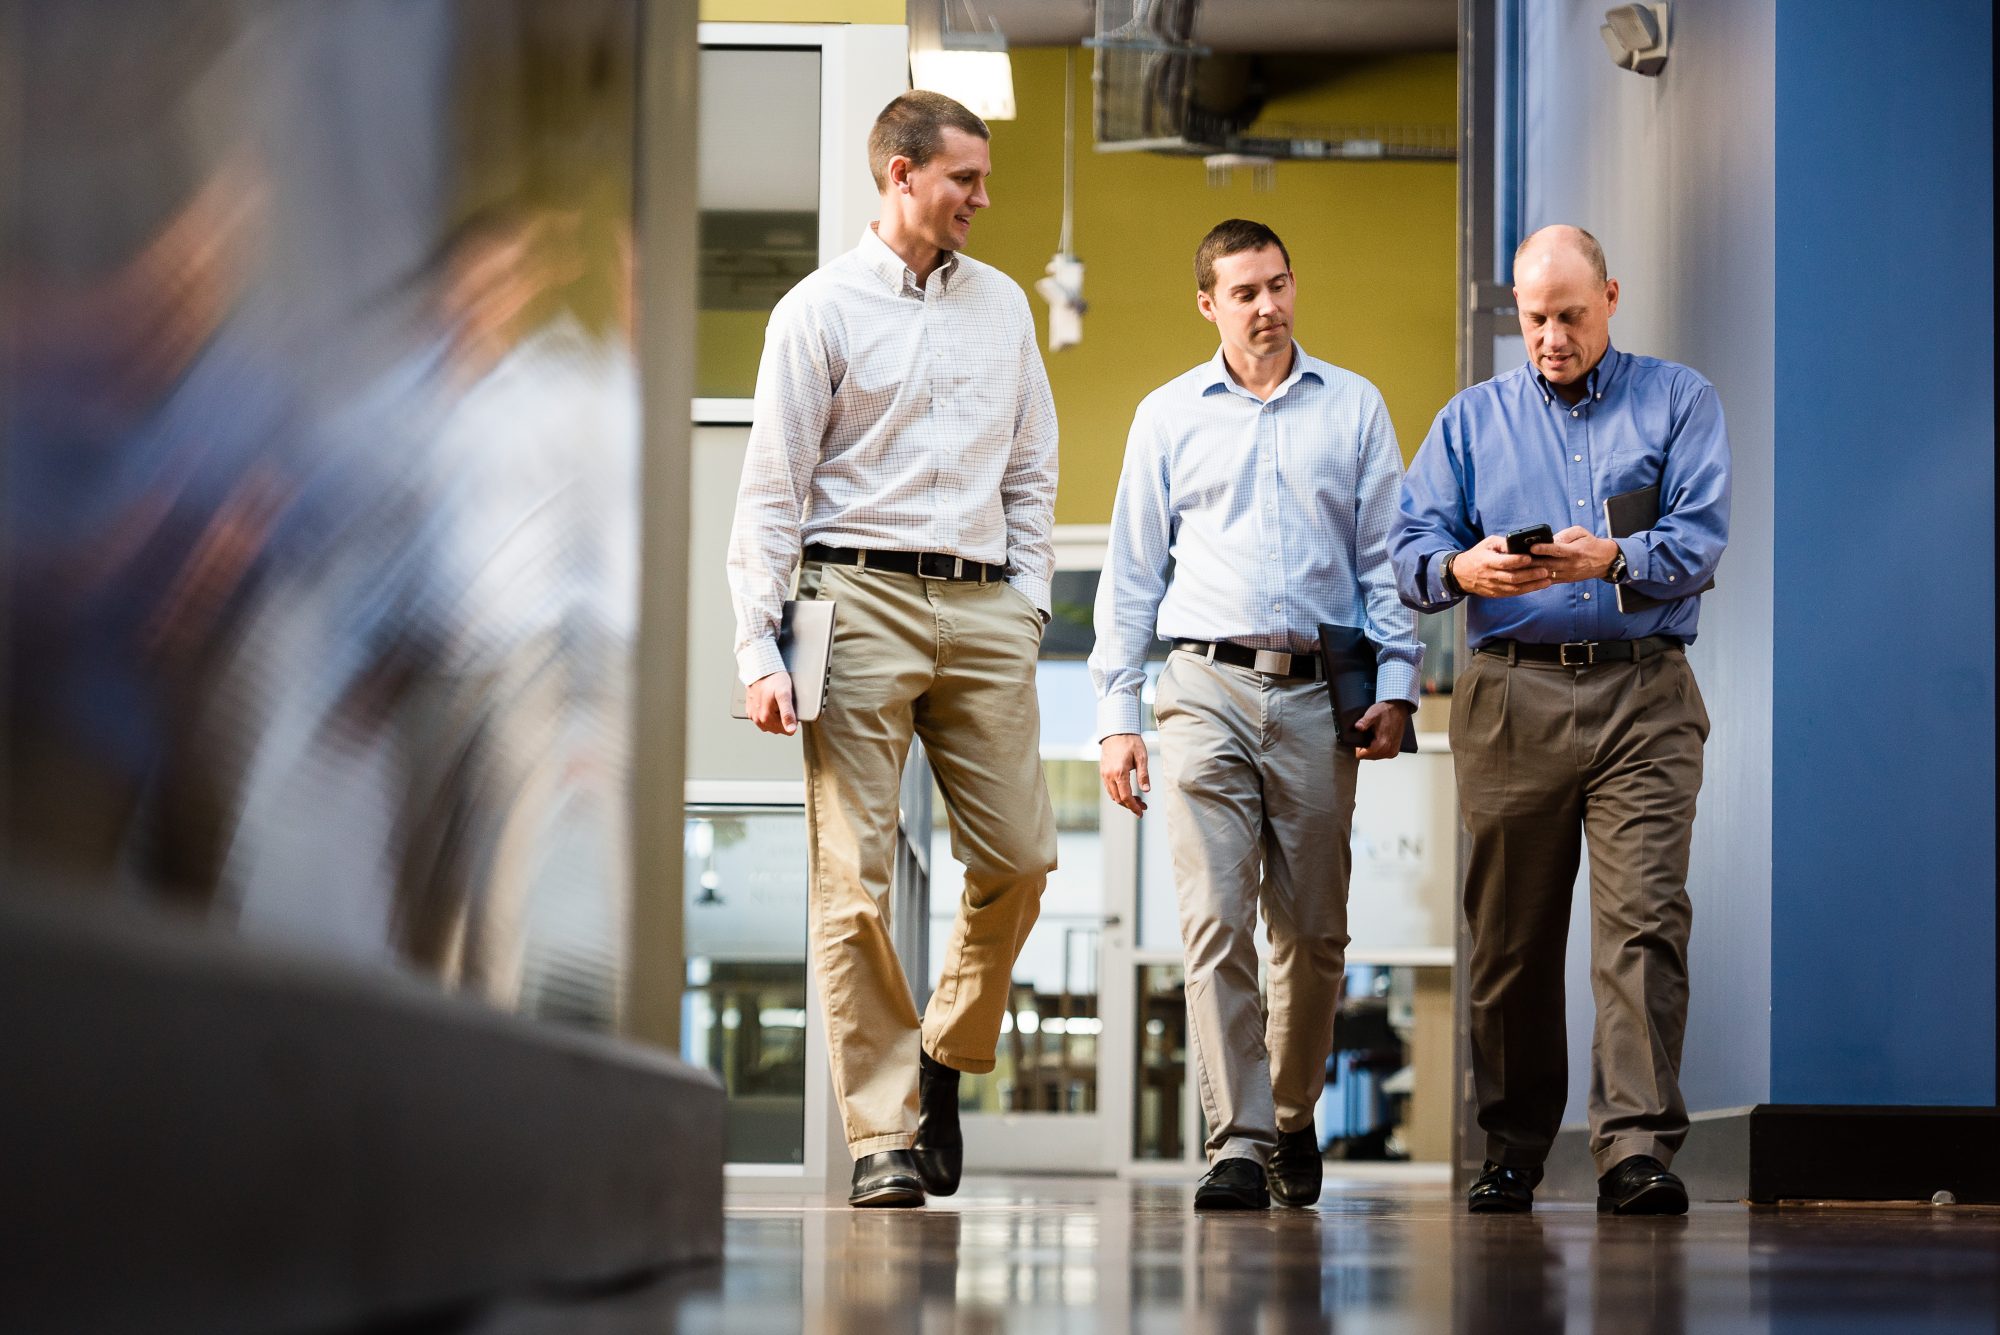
top-left (1467, 1160), bottom-right (1542, 1213)
top-left (1194, 1156), bottom-right (1270, 1211)
top-left (1267, 1126), bottom-right (1323, 1207)
top-left (849, 1150), bottom-right (925, 1208)
top-left (913, 1052), bottom-right (963, 1197)
top-left (1596, 1155), bottom-right (1688, 1216)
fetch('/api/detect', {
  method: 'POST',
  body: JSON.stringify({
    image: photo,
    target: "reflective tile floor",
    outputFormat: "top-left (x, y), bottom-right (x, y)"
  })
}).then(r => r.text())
top-left (465, 1175), bottom-right (2000, 1333)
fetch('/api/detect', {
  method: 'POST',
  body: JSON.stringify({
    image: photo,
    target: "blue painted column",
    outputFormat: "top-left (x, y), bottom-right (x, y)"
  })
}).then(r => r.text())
top-left (1772, 0), bottom-right (1996, 1104)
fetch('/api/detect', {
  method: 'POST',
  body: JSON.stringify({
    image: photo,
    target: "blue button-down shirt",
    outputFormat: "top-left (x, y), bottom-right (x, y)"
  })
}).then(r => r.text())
top-left (1090, 342), bottom-right (1421, 739)
top-left (1390, 346), bottom-right (1730, 648)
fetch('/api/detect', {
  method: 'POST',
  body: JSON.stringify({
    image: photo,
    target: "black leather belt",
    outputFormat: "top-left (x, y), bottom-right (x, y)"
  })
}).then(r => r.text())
top-left (804, 544), bottom-right (1008, 583)
top-left (1477, 635), bottom-right (1682, 667)
top-left (1172, 639), bottom-right (1325, 681)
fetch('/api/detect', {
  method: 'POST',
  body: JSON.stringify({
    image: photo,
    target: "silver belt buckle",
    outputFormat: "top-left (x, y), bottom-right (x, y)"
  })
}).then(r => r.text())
top-left (1252, 649), bottom-right (1292, 675)
top-left (1559, 641), bottom-right (1595, 667)
top-left (917, 553), bottom-right (962, 581)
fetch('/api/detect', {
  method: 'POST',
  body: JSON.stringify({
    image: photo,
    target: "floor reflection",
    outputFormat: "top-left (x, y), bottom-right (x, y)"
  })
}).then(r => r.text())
top-left (463, 1176), bottom-right (2000, 1334)
top-left (1454, 1213), bottom-right (1564, 1335)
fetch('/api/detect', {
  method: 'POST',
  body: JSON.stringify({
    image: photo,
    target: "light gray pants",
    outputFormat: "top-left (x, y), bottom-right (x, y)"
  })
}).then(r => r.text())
top-left (1153, 649), bottom-right (1360, 1165)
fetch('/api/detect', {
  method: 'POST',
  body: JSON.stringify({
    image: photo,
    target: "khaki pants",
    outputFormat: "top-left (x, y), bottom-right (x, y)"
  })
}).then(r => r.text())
top-left (1450, 644), bottom-right (1709, 1175)
top-left (798, 561), bottom-right (1056, 1157)
top-left (1153, 649), bottom-right (1360, 1165)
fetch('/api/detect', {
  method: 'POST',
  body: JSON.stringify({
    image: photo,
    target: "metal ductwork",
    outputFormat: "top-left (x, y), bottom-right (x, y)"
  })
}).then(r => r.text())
top-left (943, 0), bottom-right (1456, 53)
top-left (918, 1), bottom-right (1457, 162)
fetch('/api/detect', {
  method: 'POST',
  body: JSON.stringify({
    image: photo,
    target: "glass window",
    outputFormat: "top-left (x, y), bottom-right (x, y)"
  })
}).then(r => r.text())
top-left (1417, 609), bottom-right (1457, 695)
top-left (696, 46), bottom-right (820, 399)
top-left (1318, 965), bottom-right (1450, 1163)
top-left (683, 805), bottom-right (810, 1163)
top-left (925, 570), bottom-right (1139, 1119)
top-left (3, 1), bottom-right (643, 1028)
top-left (1134, 963), bottom-right (1188, 1160)
top-left (929, 757), bottom-right (1104, 1116)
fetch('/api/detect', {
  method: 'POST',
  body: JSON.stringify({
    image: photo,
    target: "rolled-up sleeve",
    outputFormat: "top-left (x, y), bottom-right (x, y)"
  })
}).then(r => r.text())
top-left (726, 294), bottom-right (830, 685)
top-left (1390, 406), bottom-right (1476, 615)
top-left (1089, 403), bottom-right (1173, 739)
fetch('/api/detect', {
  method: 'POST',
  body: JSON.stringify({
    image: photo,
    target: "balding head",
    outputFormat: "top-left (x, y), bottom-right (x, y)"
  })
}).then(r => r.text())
top-left (1511, 224), bottom-right (1618, 393)
top-left (1514, 225), bottom-right (1607, 285)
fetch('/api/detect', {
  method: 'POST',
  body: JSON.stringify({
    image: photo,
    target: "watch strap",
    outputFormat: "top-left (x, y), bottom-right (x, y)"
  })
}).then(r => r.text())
top-left (1440, 550), bottom-right (1464, 599)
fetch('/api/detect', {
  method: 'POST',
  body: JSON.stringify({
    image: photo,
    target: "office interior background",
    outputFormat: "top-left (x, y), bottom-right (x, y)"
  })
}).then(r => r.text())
top-left (1, 0), bottom-right (1992, 1330)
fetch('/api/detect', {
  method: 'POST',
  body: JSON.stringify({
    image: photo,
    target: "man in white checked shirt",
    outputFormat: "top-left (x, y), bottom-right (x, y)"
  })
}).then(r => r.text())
top-left (1089, 220), bottom-right (1421, 1211)
top-left (726, 91), bottom-right (1058, 1209)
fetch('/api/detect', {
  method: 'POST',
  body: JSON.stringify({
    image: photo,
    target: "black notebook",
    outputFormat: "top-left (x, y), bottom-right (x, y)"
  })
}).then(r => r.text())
top-left (1317, 623), bottom-right (1418, 754)
top-left (1604, 485), bottom-right (1716, 614)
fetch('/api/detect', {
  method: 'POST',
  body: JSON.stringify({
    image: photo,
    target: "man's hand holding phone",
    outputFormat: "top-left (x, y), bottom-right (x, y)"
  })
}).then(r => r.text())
top-left (1529, 526), bottom-right (1620, 584)
top-left (1452, 533), bottom-right (1555, 599)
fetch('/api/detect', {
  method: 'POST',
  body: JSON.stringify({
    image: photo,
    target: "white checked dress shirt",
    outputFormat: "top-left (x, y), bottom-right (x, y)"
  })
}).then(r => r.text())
top-left (727, 226), bottom-right (1059, 684)
top-left (1089, 343), bottom-right (1421, 739)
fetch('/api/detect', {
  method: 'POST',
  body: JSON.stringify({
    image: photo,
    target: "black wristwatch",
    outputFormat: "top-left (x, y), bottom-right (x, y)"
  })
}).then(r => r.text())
top-left (1440, 550), bottom-right (1465, 598)
top-left (1606, 548), bottom-right (1630, 585)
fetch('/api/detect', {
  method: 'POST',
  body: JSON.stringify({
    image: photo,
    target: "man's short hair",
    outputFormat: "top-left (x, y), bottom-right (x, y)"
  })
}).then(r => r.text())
top-left (868, 91), bottom-right (990, 191)
top-left (1514, 225), bottom-right (1608, 284)
top-left (1195, 219), bottom-right (1292, 293)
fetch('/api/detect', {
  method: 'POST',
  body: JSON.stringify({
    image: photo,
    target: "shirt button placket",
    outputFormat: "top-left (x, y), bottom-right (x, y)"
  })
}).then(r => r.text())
top-left (1264, 410), bottom-right (1282, 632)
top-left (1566, 405), bottom-right (1594, 639)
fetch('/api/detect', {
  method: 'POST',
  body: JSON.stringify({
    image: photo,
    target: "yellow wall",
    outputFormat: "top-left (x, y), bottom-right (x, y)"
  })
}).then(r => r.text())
top-left (698, 309), bottom-right (771, 399)
top-left (698, 1), bottom-right (902, 21)
top-left (969, 49), bottom-right (1457, 525)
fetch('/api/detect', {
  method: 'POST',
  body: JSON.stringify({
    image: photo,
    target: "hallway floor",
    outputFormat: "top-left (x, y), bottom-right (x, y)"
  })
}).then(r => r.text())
top-left (470, 1174), bottom-right (2000, 1332)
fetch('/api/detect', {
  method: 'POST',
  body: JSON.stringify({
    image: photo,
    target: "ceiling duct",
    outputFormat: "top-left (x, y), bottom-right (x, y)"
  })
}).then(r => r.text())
top-left (928, 1), bottom-right (1456, 163)
top-left (943, 1), bottom-right (1455, 54)
top-left (1087, 0), bottom-right (1206, 149)
top-left (1087, 1), bottom-right (1451, 161)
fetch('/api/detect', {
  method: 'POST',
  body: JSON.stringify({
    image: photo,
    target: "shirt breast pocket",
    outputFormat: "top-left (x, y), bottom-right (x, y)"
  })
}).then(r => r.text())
top-left (943, 329), bottom-right (1020, 425)
top-left (1596, 404), bottom-right (1673, 499)
top-left (1600, 440), bottom-right (1668, 504)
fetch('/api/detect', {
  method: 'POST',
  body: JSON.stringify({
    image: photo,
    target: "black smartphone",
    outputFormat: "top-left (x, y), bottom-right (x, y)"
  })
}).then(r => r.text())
top-left (1505, 524), bottom-right (1555, 556)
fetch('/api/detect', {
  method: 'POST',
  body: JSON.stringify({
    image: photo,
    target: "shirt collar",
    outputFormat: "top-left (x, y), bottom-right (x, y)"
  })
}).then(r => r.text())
top-left (1532, 343), bottom-right (1623, 405)
top-left (1200, 340), bottom-right (1323, 400)
top-left (859, 224), bottom-right (959, 295)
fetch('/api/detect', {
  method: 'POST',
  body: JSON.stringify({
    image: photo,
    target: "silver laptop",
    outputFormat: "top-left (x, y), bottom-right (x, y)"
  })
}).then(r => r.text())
top-left (730, 599), bottom-right (836, 722)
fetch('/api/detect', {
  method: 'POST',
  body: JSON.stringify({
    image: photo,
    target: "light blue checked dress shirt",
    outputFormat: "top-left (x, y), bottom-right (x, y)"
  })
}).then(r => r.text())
top-left (1389, 346), bottom-right (1731, 648)
top-left (1089, 343), bottom-right (1422, 740)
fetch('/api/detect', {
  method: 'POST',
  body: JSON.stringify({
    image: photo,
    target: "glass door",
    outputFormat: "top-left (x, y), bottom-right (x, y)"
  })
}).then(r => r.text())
top-left (927, 555), bottom-right (1150, 1172)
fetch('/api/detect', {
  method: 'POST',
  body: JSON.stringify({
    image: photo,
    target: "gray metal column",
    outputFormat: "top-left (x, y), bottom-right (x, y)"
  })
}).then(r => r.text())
top-left (1452, 0), bottom-right (1502, 1192)
top-left (628, 0), bottom-right (701, 1054)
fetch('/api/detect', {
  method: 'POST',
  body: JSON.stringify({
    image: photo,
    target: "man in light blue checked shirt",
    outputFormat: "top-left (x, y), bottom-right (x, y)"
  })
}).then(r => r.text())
top-left (1089, 220), bottom-right (1421, 1211)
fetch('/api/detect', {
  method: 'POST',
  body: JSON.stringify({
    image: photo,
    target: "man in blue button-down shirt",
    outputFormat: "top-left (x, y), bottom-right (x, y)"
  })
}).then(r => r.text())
top-left (1391, 225), bottom-right (1730, 1217)
top-left (1091, 220), bottom-right (1422, 1211)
